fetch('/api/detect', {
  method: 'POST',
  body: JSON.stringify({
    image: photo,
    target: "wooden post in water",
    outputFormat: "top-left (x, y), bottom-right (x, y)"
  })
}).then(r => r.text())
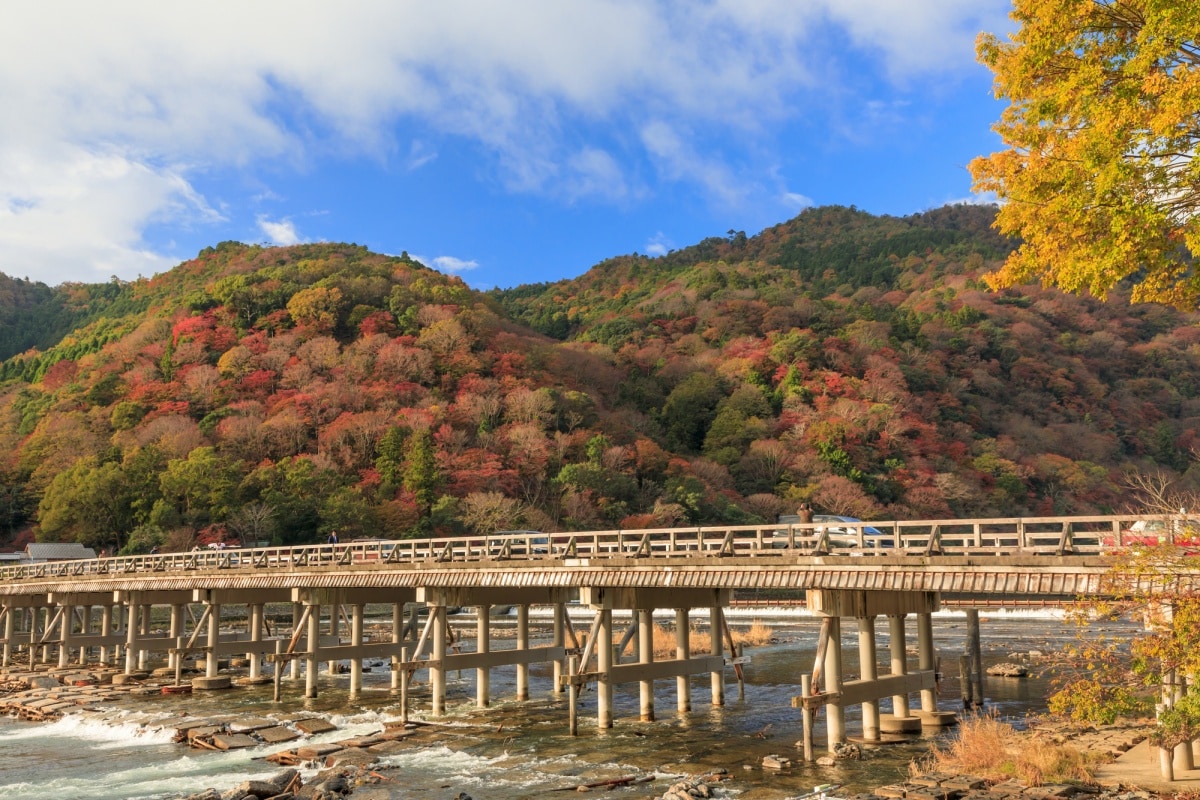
top-left (516, 604), bottom-right (530, 701)
top-left (552, 602), bottom-right (565, 695)
top-left (567, 653), bottom-right (579, 736)
top-left (965, 609), bottom-right (984, 706)
top-left (399, 646), bottom-right (409, 724)
top-left (168, 604), bottom-right (184, 674)
top-left (138, 603), bottom-right (151, 670)
top-left (958, 654), bottom-right (970, 708)
top-left (272, 640), bottom-right (283, 702)
top-left (857, 615), bottom-right (880, 740)
top-left (800, 674), bottom-right (814, 762)
top-left (1, 606), bottom-right (12, 666)
top-left (249, 603), bottom-right (263, 682)
top-left (391, 603), bottom-right (402, 693)
top-left (78, 606), bottom-right (91, 665)
top-left (431, 605), bottom-right (447, 715)
top-left (205, 602), bottom-right (221, 678)
top-left (597, 607), bottom-right (613, 729)
top-left (349, 604), bottom-right (364, 696)
top-left (289, 602), bottom-right (302, 681)
top-left (305, 603), bottom-right (320, 699)
top-left (476, 604), bottom-right (491, 707)
top-left (57, 602), bottom-right (73, 668)
top-left (100, 604), bottom-right (113, 666)
top-left (327, 603), bottom-right (340, 677)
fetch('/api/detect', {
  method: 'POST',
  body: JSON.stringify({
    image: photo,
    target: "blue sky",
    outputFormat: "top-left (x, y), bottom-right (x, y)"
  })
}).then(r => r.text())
top-left (1, 2), bottom-right (1013, 290)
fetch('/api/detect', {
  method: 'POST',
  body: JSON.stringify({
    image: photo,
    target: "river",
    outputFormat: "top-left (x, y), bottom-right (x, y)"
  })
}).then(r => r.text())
top-left (0, 609), bottom-right (1137, 800)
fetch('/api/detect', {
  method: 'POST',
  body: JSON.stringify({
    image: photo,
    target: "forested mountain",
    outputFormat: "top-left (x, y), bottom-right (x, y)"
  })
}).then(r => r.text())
top-left (3, 206), bottom-right (1199, 554)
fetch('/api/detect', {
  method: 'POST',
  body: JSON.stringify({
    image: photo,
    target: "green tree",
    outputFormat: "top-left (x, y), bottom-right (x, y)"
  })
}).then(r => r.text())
top-left (402, 427), bottom-right (441, 517)
top-left (38, 458), bottom-right (135, 550)
top-left (158, 447), bottom-right (242, 526)
top-left (971, 0), bottom-right (1200, 306)
top-left (660, 373), bottom-right (724, 453)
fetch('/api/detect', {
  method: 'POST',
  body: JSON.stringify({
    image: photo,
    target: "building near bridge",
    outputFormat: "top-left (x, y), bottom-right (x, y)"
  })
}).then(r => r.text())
top-left (24, 543), bottom-right (95, 562)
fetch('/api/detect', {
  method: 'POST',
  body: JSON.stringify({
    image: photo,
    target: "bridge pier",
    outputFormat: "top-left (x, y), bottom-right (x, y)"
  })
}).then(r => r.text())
top-left (476, 604), bottom-right (490, 707)
top-left (803, 590), bottom-right (940, 751)
top-left (349, 604), bottom-right (364, 696)
top-left (857, 615), bottom-right (879, 740)
top-left (676, 607), bottom-right (691, 713)
top-left (516, 604), bottom-right (530, 701)
top-left (1, 606), bottom-right (11, 666)
top-left (638, 608), bottom-right (654, 721)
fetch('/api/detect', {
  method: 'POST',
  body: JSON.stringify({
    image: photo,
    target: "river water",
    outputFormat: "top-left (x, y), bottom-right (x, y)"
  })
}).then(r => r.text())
top-left (0, 610), bottom-right (1137, 800)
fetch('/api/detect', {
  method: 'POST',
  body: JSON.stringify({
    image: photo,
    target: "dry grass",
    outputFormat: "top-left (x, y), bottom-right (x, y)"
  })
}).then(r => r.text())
top-left (916, 713), bottom-right (1096, 786)
top-left (640, 620), bottom-right (773, 659)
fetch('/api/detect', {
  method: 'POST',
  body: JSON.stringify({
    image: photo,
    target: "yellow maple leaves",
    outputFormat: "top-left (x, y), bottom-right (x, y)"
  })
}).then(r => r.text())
top-left (971, 0), bottom-right (1200, 307)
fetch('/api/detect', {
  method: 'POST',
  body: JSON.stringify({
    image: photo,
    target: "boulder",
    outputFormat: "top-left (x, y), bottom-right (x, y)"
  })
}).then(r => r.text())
top-left (986, 663), bottom-right (1028, 677)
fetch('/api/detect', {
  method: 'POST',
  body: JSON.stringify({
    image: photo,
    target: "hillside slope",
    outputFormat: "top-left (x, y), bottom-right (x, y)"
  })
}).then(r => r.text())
top-left (2, 207), bottom-right (1197, 552)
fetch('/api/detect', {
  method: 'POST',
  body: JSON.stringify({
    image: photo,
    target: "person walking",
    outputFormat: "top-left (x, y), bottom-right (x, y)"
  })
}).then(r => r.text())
top-left (797, 503), bottom-right (814, 524)
top-left (327, 530), bottom-right (339, 546)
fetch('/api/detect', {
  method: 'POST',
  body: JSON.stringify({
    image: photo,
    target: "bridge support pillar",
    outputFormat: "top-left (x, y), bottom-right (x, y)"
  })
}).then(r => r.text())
top-left (123, 596), bottom-right (138, 675)
top-left (39, 606), bottom-right (51, 665)
top-left (597, 607), bottom-right (613, 729)
top-left (552, 603), bottom-right (565, 695)
top-left (1, 606), bottom-right (12, 666)
top-left (710, 604), bottom-right (724, 707)
top-left (290, 602), bottom-right (302, 681)
top-left (857, 615), bottom-right (879, 740)
top-left (140, 603), bottom-right (153, 670)
top-left (966, 609), bottom-right (984, 706)
top-left (476, 604), bottom-right (491, 708)
top-left (889, 615), bottom-right (910, 719)
top-left (57, 602), bottom-right (74, 668)
top-left (100, 604), bottom-right (113, 665)
top-left (206, 603), bottom-right (221, 678)
top-left (349, 604), bottom-right (363, 696)
top-left (327, 603), bottom-right (340, 676)
top-left (676, 607), bottom-right (691, 713)
top-left (431, 605), bottom-right (447, 715)
top-left (638, 608), bottom-right (655, 722)
top-left (168, 604), bottom-right (183, 673)
top-left (917, 612), bottom-right (937, 713)
top-left (249, 603), bottom-right (264, 681)
top-left (825, 616), bottom-right (845, 750)
top-left (516, 604), bottom-right (530, 701)
top-left (78, 606), bottom-right (91, 665)
top-left (305, 603), bottom-right (320, 699)
top-left (391, 603), bottom-right (402, 693)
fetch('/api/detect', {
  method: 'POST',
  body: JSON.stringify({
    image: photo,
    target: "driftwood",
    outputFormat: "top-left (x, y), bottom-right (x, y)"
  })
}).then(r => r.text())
top-left (554, 775), bottom-right (654, 791)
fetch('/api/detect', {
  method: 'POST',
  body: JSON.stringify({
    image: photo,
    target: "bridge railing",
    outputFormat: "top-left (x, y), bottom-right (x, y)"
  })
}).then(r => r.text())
top-left (3, 514), bottom-right (1198, 583)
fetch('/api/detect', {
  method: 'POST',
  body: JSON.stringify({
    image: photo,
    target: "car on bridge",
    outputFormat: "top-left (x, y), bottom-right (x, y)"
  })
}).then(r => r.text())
top-left (773, 514), bottom-right (890, 551)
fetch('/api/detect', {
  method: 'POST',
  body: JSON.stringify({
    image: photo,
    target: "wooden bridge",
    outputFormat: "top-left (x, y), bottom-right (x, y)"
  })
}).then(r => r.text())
top-left (0, 513), bottom-right (1194, 752)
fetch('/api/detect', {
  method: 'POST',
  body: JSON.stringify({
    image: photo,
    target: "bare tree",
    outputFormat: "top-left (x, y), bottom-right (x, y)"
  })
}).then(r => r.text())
top-left (226, 501), bottom-right (275, 547)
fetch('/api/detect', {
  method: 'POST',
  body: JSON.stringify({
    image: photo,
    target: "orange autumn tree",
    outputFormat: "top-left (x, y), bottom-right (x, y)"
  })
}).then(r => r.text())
top-left (971, 0), bottom-right (1200, 307)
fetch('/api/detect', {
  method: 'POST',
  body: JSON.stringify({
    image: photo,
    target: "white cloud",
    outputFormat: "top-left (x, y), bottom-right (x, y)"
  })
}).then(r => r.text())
top-left (257, 216), bottom-right (303, 246)
top-left (644, 232), bottom-right (673, 257)
top-left (0, 1), bottom-right (1011, 284)
top-left (781, 190), bottom-right (814, 211)
top-left (429, 255), bottom-right (480, 273)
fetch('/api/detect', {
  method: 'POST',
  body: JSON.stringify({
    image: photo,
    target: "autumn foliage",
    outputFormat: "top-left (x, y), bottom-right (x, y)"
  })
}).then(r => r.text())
top-left (0, 207), bottom-right (1198, 552)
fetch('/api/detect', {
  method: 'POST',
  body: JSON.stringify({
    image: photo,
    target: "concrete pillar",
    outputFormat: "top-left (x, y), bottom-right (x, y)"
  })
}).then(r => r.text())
top-left (81, 606), bottom-right (94, 665)
top-left (552, 603), bottom-right (565, 695)
top-left (857, 615), bottom-right (879, 740)
top-left (597, 608), bottom-right (613, 728)
top-left (206, 603), bottom-right (221, 678)
top-left (100, 605), bottom-right (113, 665)
top-left (349, 604), bottom-right (364, 696)
top-left (516, 605), bottom-right (530, 701)
top-left (966, 608), bottom-right (984, 706)
top-left (290, 602), bottom-right (302, 680)
top-left (431, 606), bottom-right (447, 715)
top-left (305, 603), bottom-right (320, 699)
top-left (638, 608), bottom-right (655, 721)
top-left (2, 607), bottom-right (13, 666)
top-left (917, 612), bottom-right (937, 713)
top-left (58, 603), bottom-right (74, 668)
top-left (476, 605), bottom-right (490, 708)
top-left (825, 616), bottom-right (845, 749)
top-left (675, 607), bottom-right (691, 713)
top-left (328, 604), bottom-right (340, 676)
top-left (710, 604), bottom-right (725, 706)
top-left (249, 604), bottom-right (264, 681)
top-left (889, 614), bottom-right (910, 718)
top-left (138, 604), bottom-right (152, 670)
top-left (39, 607), bottom-right (51, 664)
top-left (123, 599), bottom-right (137, 675)
top-left (168, 604), bottom-right (184, 673)
top-left (391, 603), bottom-right (402, 693)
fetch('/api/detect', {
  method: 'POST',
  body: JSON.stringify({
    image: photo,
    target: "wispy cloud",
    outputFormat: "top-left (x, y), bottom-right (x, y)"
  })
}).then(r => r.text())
top-left (428, 255), bottom-right (479, 273)
top-left (257, 215), bottom-right (303, 246)
top-left (644, 231), bottom-right (673, 257)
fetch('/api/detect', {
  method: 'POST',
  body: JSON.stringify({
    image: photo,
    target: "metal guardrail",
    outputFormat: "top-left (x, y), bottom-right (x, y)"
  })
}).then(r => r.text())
top-left (3, 514), bottom-right (1198, 584)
